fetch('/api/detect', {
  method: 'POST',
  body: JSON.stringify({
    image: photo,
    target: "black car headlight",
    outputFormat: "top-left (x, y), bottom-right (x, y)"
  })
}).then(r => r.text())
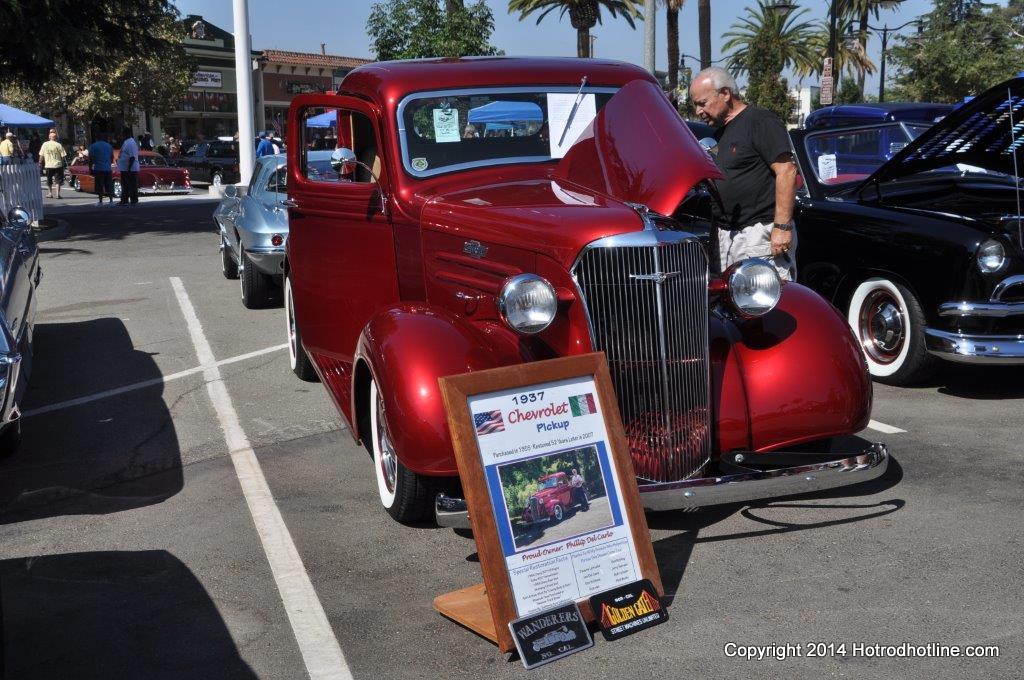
top-left (6, 207), bottom-right (29, 229)
top-left (977, 239), bottom-right (1006, 273)
top-left (498, 274), bottom-right (557, 334)
top-left (726, 258), bottom-right (782, 318)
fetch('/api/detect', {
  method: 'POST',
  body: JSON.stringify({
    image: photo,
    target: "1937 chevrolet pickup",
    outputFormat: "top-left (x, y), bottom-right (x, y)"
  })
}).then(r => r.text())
top-left (283, 57), bottom-right (889, 524)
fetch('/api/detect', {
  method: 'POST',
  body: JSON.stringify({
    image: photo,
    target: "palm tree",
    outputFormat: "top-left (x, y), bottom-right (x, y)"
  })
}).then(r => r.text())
top-left (664, 0), bottom-right (685, 93)
top-left (508, 0), bottom-right (643, 58)
top-left (698, 0), bottom-right (711, 69)
top-left (840, 0), bottom-right (883, 98)
top-left (812, 14), bottom-right (875, 82)
top-left (722, 1), bottom-right (819, 78)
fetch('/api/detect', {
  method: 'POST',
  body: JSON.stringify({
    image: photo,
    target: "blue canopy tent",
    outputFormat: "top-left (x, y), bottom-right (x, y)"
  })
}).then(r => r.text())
top-left (468, 100), bottom-right (542, 135)
top-left (306, 111), bottom-right (337, 128)
top-left (0, 103), bottom-right (54, 128)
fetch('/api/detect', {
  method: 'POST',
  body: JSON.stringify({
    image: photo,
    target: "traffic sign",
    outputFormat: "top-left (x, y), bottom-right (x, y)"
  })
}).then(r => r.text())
top-left (820, 75), bottom-right (834, 105)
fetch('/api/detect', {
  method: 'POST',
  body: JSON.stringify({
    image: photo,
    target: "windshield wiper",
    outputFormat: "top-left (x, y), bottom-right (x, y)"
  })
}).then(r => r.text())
top-left (558, 75), bottom-right (589, 147)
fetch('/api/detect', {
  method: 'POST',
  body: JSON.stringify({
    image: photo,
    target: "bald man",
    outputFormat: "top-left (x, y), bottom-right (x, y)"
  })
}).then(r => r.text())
top-left (689, 67), bottom-right (798, 280)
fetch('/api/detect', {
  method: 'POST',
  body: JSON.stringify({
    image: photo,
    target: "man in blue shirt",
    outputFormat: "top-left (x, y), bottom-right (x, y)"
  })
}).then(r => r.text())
top-left (256, 131), bottom-right (275, 158)
top-left (88, 134), bottom-right (115, 205)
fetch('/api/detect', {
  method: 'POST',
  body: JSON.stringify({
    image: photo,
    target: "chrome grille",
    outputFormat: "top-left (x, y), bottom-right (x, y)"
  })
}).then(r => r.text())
top-left (572, 234), bottom-right (711, 483)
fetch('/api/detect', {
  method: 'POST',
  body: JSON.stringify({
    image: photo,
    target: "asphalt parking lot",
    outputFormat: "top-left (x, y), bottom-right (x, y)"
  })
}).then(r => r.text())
top-left (0, 198), bottom-right (1021, 679)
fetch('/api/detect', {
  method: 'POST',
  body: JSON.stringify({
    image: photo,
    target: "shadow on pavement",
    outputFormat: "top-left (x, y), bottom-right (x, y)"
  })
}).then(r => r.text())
top-left (53, 202), bottom-right (218, 242)
top-left (0, 318), bottom-right (183, 522)
top-left (910, 363), bottom-right (1024, 400)
top-left (0, 550), bottom-right (257, 679)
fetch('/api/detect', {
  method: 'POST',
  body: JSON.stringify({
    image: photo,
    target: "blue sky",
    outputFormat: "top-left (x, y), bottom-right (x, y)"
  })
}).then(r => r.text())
top-left (173, 0), bottom-right (985, 94)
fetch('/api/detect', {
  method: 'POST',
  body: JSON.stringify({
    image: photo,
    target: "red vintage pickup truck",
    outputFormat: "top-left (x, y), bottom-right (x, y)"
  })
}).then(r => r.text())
top-left (283, 57), bottom-right (888, 525)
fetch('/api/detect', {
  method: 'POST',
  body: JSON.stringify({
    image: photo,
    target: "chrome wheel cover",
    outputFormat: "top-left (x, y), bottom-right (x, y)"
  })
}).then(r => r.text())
top-left (375, 390), bottom-right (398, 494)
top-left (859, 289), bottom-right (905, 365)
top-left (285, 279), bottom-right (298, 368)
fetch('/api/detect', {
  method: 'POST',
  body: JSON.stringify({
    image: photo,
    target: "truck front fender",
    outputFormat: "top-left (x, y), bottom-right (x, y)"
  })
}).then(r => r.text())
top-left (353, 304), bottom-right (523, 476)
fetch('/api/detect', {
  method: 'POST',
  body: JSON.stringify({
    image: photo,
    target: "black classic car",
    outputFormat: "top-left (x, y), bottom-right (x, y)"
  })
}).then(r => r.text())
top-left (174, 140), bottom-right (241, 187)
top-left (0, 206), bottom-right (41, 452)
top-left (789, 77), bottom-right (1024, 384)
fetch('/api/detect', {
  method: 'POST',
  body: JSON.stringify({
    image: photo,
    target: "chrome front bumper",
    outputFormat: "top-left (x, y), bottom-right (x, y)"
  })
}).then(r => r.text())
top-left (925, 328), bottom-right (1024, 364)
top-left (435, 443), bottom-right (889, 528)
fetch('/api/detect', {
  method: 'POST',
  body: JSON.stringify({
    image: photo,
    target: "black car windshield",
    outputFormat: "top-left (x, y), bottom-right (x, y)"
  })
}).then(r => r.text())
top-left (804, 122), bottom-right (1007, 187)
top-left (398, 87), bottom-right (617, 177)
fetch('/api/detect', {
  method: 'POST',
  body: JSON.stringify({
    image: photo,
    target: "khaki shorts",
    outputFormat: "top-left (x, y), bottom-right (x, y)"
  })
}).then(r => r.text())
top-left (719, 221), bottom-right (797, 282)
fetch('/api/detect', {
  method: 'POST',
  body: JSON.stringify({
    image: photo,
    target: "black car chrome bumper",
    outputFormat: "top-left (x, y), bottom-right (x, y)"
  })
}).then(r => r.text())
top-left (924, 328), bottom-right (1024, 363)
top-left (435, 443), bottom-right (889, 529)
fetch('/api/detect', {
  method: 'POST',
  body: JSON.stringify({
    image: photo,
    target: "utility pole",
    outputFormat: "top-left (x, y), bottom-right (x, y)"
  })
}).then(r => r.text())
top-left (644, 0), bottom-right (656, 75)
top-left (233, 0), bottom-right (256, 186)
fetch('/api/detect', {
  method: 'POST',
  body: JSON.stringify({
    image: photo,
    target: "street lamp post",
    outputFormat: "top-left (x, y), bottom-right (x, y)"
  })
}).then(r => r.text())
top-left (862, 19), bottom-right (920, 102)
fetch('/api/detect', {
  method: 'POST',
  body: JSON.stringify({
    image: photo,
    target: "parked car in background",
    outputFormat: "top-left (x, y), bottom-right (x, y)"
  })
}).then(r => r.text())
top-left (803, 102), bottom-right (954, 129)
top-left (0, 207), bottom-right (41, 454)
top-left (789, 77), bottom-right (1024, 384)
top-left (283, 57), bottom-right (888, 525)
top-left (213, 154), bottom-right (287, 309)
top-left (68, 150), bottom-right (192, 198)
top-left (175, 140), bottom-right (240, 186)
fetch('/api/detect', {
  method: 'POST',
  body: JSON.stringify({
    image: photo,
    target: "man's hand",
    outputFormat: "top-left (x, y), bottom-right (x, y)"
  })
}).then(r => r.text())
top-left (770, 227), bottom-right (793, 257)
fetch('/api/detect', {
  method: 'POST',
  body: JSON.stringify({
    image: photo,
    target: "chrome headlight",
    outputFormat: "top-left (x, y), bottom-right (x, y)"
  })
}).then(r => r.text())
top-left (978, 239), bottom-right (1006, 273)
top-left (498, 274), bottom-right (557, 334)
top-left (6, 207), bottom-right (29, 229)
top-left (727, 258), bottom-right (782, 318)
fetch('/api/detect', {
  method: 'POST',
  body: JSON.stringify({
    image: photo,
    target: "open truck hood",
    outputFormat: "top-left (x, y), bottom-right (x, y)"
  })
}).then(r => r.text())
top-left (859, 76), bottom-right (1024, 188)
top-left (553, 79), bottom-right (722, 216)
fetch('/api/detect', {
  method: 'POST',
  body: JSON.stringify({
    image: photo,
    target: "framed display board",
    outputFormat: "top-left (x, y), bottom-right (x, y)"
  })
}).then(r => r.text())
top-left (435, 353), bottom-right (662, 653)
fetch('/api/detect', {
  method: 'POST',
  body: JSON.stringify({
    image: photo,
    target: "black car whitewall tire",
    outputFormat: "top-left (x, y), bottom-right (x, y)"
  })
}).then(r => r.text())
top-left (221, 237), bottom-right (238, 279)
top-left (284, 274), bottom-right (318, 382)
top-left (369, 377), bottom-right (439, 523)
top-left (847, 277), bottom-right (938, 385)
top-left (211, 172), bottom-right (223, 187)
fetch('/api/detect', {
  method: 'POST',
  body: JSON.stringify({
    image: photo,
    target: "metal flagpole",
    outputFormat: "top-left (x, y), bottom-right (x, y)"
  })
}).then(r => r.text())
top-left (233, 0), bottom-right (256, 187)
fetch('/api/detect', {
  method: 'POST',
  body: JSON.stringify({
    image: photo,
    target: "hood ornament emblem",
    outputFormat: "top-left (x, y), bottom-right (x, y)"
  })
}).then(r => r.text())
top-left (463, 240), bottom-right (488, 258)
top-left (630, 271), bottom-right (680, 284)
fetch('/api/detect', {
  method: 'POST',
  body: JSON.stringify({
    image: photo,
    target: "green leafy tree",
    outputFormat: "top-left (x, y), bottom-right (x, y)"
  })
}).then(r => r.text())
top-left (886, 0), bottom-right (1022, 102)
top-left (812, 14), bottom-right (875, 80)
top-left (1, 6), bottom-right (193, 134)
top-left (508, 0), bottom-right (643, 58)
top-left (835, 75), bottom-right (862, 104)
top-left (368, 0), bottom-right (502, 60)
top-left (0, 0), bottom-right (186, 88)
top-left (722, 1), bottom-right (819, 78)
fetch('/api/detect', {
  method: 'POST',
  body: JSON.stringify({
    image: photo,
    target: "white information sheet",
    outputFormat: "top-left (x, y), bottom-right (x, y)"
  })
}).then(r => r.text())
top-left (817, 153), bottom-right (837, 181)
top-left (547, 93), bottom-right (597, 159)
top-left (468, 376), bottom-right (641, 617)
top-left (432, 108), bottom-right (461, 143)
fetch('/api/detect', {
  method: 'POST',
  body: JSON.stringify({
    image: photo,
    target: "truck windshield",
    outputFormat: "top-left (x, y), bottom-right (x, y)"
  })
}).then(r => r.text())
top-left (540, 477), bottom-right (560, 490)
top-left (398, 87), bottom-right (617, 177)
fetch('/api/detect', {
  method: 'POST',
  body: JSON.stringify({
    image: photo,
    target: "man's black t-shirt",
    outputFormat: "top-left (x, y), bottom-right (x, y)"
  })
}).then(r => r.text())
top-left (711, 105), bottom-right (792, 229)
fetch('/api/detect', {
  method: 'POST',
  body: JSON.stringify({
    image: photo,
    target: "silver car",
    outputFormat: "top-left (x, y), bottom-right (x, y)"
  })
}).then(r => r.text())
top-left (213, 154), bottom-right (287, 308)
top-left (0, 207), bottom-right (41, 454)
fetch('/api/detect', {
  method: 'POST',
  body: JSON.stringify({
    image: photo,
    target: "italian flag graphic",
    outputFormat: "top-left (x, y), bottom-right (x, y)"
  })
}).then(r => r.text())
top-left (569, 393), bottom-right (597, 417)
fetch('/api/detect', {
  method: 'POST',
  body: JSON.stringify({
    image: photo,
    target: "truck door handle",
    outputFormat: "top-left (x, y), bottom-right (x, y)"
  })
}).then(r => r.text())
top-left (279, 199), bottom-right (298, 208)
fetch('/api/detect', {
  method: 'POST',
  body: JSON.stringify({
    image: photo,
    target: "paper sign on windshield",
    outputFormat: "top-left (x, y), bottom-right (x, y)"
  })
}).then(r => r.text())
top-left (547, 93), bottom-right (596, 159)
top-left (433, 108), bottom-right (461, 143)
top-left (817, 153), bottom-right (837, 181)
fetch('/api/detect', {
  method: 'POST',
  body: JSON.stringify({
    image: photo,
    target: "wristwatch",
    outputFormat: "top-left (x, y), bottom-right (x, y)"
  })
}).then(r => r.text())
top-left (773, 220), bottom-right (795, 232)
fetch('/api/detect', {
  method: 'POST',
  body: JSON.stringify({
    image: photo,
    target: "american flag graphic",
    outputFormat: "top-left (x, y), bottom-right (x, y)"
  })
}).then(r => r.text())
top-left (474, 410), bottom-right (505, 435)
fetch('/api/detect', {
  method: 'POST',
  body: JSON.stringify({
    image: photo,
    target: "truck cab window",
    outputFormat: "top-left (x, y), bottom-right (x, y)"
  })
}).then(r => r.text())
top-left (301, 108), bottom-right (379, 184)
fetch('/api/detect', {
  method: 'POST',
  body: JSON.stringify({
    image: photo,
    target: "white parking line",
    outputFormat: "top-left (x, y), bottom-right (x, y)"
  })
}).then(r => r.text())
top-left (867, 419), bottom-right (907, 434)
top-left (22, 344), bottom-right (288, 418)
top-left (170, 277), bottom-right (351, 680)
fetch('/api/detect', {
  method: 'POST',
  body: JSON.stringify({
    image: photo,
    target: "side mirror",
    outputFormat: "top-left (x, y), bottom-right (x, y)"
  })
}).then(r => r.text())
top-left (330, 147), bottom-right (358, 175)
top-left (224, 184), bottom-right (238, 198)
top-left (698, 137), bottom-right (718, 154)
top-left (5, 207), bottom-right (30, 231)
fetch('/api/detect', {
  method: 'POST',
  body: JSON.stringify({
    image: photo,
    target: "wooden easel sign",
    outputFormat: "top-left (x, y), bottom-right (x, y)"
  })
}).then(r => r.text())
top-left (436, 353), bottom-right (662, 654)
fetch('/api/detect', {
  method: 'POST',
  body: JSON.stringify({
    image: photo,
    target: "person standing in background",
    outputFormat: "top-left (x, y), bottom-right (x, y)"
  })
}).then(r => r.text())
top-left (0, 132), bottom-right (15, 165)
top-left (28, 131), bottom-right (41, 163)
top-left (255, 131), bottom-right (275, 158)
top-left (88, 134), bottom-right (115, 205)
top-left (38, 129), bottom-right (67, 198)
top-left (118, 127), bottom-right (140, 205)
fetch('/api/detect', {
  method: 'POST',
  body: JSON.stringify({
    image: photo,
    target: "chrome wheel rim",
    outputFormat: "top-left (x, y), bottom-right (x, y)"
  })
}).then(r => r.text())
top-left (375, 391), bottom-right (397, 494)
top-left (286, 280), bottom-right (298, 367)
top-left (553, 505), bottom-right (563, 521)
top-left (859, 289), bottom-right (905, 365)
top-left (212, 173), bottom-right (223, 187)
